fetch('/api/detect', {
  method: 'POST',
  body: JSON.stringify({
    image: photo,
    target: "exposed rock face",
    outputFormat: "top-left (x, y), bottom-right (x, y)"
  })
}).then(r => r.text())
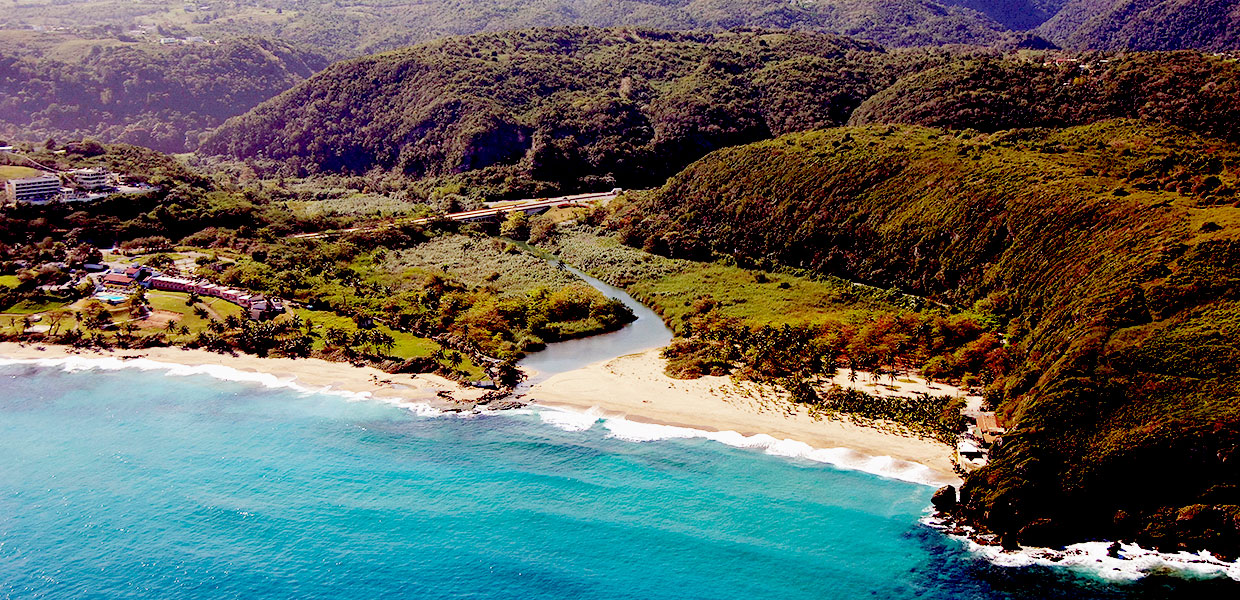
top-left (484, 400), bottom-right (526, 411)
top-left (932, 485), bottom-right (958, 512)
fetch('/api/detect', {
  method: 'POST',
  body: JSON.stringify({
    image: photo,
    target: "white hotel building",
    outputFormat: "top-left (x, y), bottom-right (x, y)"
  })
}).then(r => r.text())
top-left (5, 174), bottom-right (62, 204)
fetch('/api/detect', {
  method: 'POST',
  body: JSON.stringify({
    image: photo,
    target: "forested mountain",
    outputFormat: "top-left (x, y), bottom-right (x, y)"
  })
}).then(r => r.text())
top-left (848, 53), bottom-right (1240, 140)
top-left (202, 28), bottom-right (1240, 197)
top-left (0, 37), bottom-right (329, 153)
top-left (939, 0), bottom-right (1068, 30)
top-left (3, 0), bottom-right (1236, 64)
top-left (201, 28), bottom-right (910, 196)
top-left (0, 0), bottom-right (1016, 59)
top-left (606, 120), bottom-right (1240, 555)
top-left (1037, 0), bottom-right (1240, 50)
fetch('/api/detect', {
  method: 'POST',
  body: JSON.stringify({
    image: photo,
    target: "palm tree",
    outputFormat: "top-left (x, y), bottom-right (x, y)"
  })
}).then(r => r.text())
top-left (45, 310), bottom-right (67, 336)
top-left (372, 331), bottom-right (395, 355)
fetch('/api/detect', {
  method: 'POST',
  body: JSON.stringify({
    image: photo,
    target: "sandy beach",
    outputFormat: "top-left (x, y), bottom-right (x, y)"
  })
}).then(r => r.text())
top-left (0, 342), bottom-right (489, 409)
top-left (526, 348), bottom-right (961, 485)
top-left (0, 341), bottom-right (960, 485)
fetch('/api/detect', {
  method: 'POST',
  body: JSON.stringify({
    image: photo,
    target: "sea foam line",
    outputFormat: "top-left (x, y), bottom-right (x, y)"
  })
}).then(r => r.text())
top-left (5, 355), bottom-right (947, 486)
top-left (530, 403), bottom-right (955, 488)
top-left (923, 516), bottom-right (1240, 582)
top-left (0, 355), bottom-right (445, 416)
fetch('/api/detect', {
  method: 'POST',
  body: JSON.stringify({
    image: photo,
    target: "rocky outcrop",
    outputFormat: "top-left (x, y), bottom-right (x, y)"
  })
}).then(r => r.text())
top-left (932, 485), bottom-right (958, 512)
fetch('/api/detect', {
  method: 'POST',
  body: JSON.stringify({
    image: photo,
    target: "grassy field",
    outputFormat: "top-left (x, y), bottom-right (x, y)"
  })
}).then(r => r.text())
top-left (378, 234), bottom-right (582, 294)
top-left (285, 192), bottom-right (427, 219)
top-left (143, 291), bottom-right (243, 332)
top-left (0, 275), bottom-right (21, 288)
top-left (295, 308), bottom-right (485, 379)
top-left (1, 297), bottom-right (71, 315)
top-left (0, 165), bottom-right (45, 179)
top-left (544, 228), bottom-right (905, 333)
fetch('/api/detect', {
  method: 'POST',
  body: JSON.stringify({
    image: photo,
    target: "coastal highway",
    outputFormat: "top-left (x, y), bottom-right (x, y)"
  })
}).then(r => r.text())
top-left (291, 190), bottom-right (619, 240)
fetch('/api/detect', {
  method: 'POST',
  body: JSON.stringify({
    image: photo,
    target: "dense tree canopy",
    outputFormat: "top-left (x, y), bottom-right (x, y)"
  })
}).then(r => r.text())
top-left (201, 28), bottom-right (907, 195)
top-left (202, 28), bottom-right (1240, 197)
top-left (1037, 0), bottom-right (1240, 51)
top-left (608, 120), bottom-right (1240, 556)
top-left (848, 52), bottom-right (1240, 140)
top-left (0, 37), bottom-right (328, 152)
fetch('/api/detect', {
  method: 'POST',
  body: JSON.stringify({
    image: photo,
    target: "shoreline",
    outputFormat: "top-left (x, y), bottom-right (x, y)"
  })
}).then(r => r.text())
top-left (524, 348), bottom-right (961, 486)
top-left (1, 340), bottom-right (959, 486)
top-left (5, 342), bottom-right (1237, 582)
top-left (0, 342), bottom-right (490, 410)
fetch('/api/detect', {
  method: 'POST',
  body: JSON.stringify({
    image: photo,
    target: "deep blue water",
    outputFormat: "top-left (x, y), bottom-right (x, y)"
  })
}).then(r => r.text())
top-left (0, 364), bottom-right (1236, 599)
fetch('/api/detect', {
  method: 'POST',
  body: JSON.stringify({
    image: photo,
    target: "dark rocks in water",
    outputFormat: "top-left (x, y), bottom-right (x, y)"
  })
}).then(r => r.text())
top-left (1000, 533), bottom-right (1021, 551)
top-left (486, 400), bottom-right (526, 411)
top-left (1017, 517), bottom-right (1066, 548)
top-left (932, 485), bottom-right (958, 512)
top-left (1108, 541), bottom-right (1123, 558)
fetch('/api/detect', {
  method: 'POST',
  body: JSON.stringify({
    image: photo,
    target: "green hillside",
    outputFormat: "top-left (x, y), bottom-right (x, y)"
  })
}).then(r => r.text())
top-left (0, 37), bottom-right (329, 153)
top-left (201, 28), bottom-right (1240, 198)
top-left (607, 120), bottom-right (1240, 555)
top-left (847, 53), bottom-right (1240, 141)
top-left (200, 28), bottom-right (902, 196)
top-left (0, 0), bottom-right (1012, 59)
top-left (1037, 0), bottom-right (1240, 51)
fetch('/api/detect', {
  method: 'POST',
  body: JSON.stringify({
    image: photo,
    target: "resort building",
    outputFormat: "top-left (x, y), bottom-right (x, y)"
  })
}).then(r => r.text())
top-left (148, 275), bottom-right (286, 317)
top-left (5, 174), bottom-right (61, 204)
top-left (148, 275), bottom-right (195, 293)
top-left (101, 273), bottom-right (133, 287)
top-left (72, 168), bottom-right (108, 190)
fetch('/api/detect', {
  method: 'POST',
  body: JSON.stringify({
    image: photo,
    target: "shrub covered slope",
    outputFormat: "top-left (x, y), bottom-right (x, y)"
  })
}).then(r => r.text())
top-left (608, 120), bottom-right (1240, 555)
top-left (202, 27), bottom-right (1240, 198)
top-left (0, 37), bottom-right (329, 153)
top-left (201, 28), bottom-right (899, 194)
top-left (1037, 0), bottom-right (1240, 51)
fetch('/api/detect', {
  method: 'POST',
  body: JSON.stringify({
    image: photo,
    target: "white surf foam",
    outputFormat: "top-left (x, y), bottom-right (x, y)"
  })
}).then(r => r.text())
top-left (0, 355), bottom-right (446, 416)
top-left (922, 515), bottom-right (1240, 582)
top-left (531, 404), bottom-right (954, 487)
top-left (538, 406), bottom-right (604, 431)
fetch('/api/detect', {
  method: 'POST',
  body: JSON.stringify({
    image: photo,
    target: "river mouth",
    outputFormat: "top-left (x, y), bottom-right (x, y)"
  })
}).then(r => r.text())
top-left (517, 263), bottom-right (672, 384)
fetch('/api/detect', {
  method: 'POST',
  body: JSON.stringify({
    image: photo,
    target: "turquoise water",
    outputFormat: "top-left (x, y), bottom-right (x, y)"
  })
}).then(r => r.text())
top-left (0, 363), bottom-right (1235, 599)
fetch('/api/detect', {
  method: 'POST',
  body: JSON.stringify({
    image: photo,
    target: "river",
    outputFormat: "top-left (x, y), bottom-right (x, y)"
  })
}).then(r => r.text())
top-left (517, 263), bottom-right (672, 382)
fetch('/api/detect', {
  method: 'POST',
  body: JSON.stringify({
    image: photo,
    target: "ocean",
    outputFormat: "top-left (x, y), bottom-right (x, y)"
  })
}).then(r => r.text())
top-left (0, 361), bottom-right (1236, 599)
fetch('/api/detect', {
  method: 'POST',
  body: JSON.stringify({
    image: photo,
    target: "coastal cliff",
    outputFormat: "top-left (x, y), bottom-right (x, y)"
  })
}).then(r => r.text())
top-left (605, 120), bottom-right (1240, 556)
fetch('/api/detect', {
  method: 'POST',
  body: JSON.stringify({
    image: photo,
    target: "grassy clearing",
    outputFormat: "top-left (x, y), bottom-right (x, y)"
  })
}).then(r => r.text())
top-left (0, 275), bottom-right (20, 288)
top-left (295, 308), bottom-right (485, 379)
top-left (285, 192), bottom-right (426, 219)
top-left (143, 291), bottom-right (242, 331)
top-left (0, 165), bottom-right (45, 179)
top-left (1, 297), bottom-right (71, 315)
top-left (545, 227), bottom-right (905, 332)
top-left (379, 234), bottom-right (581, 294)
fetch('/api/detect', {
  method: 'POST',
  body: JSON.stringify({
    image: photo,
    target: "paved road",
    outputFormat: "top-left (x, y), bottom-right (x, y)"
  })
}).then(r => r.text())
top-left (291, 190), bottom-right (619, 240)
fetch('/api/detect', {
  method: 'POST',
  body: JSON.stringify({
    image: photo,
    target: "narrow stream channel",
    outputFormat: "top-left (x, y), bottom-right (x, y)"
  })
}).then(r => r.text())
top-left (517, 263), bottom-right (673, 383)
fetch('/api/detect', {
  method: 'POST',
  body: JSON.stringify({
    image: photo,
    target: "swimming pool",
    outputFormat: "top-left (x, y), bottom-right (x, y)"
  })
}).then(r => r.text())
top-left (94, 292), bottom-right (128, 304)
